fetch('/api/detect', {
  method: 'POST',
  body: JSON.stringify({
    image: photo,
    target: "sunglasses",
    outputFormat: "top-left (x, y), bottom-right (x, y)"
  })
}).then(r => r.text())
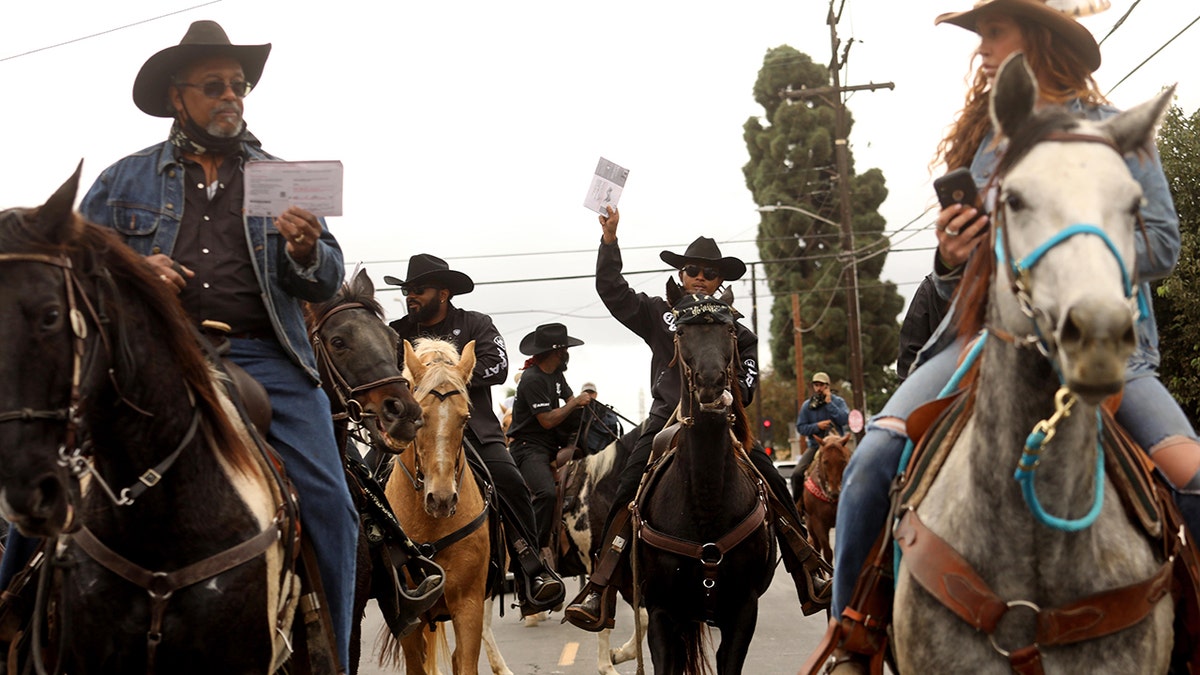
top-left (176, 79), bottom-right (253, 99)
top-left (402, 285), bottom-right (442, 296)
top-left (682, 264), bottom-right (721, 280)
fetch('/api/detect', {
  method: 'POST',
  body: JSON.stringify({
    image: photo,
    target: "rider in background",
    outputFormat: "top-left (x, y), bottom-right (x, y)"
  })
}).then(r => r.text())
top-left (563, 206), bottom-right (830, 632)
top-left (506, 323), bottom-right (591, 564)
top-left (829, 1), bottom-right (1200, 667)
top-left (793, 372), bottom-right (851, 479)
top-left (385, 254), bottom-right (565, 616)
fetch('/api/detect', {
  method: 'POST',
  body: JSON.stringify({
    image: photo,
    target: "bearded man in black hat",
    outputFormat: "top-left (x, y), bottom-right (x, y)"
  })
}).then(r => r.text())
top-left (386, 254), bottom-right (566, 615)
top-left (506, 324), bottom-right (592, 562)
top-left (564, 206), bottom-right (831, 632)
top-left (73, 20), bottom-right (357, 670)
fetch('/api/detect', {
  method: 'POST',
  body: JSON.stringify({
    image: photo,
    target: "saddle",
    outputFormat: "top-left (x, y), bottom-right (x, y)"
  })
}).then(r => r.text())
top-left (800, 385), bottom-right (1200, 675)
top-left (550, 443), bottom-right (591, 579)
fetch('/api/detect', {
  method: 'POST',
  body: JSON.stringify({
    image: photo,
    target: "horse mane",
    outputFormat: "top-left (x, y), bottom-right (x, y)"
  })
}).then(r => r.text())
top-left (306, 279), bottom-right (385, 324)
top-left (954, 107), bottom-right (1085, 340)
top-left (0, 209), bottom-right (255, 474)
top-left (730, 379), bottom-right (751, 448)
top-left (407, 338), bottom-right (472, 404)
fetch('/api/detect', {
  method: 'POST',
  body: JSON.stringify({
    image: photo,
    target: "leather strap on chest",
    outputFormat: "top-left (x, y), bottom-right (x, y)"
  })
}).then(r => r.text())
top-left (894, 509), bottom-right (1174, 673)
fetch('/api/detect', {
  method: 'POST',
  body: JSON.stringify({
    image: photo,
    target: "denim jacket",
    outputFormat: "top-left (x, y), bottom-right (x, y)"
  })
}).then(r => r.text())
top-left (79, 140), bottom-right (345, 382)
top-left (924, 99), bottom-right (1179, 378)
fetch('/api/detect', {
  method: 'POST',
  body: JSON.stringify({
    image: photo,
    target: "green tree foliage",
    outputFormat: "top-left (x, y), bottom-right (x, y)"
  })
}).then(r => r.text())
top-left (1153, 103), bottom-right (1200, 427)
top-left (743, 45), bottom-right (903, 414)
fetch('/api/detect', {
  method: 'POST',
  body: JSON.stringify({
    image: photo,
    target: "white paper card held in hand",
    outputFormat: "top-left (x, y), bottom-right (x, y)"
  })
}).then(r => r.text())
top-left (582, 157), bottom-right (629, 215)
top-left (244, 160), bottom-right (344, 217)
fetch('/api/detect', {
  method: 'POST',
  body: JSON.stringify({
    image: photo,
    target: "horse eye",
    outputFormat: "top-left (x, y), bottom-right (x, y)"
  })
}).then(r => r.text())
top-left (330, 336), bottom-right (347, 350)
top-left (1129, 197), bottom-right (1143, 217)
top-left (40, 306), bottom-right (62, 331)
top-left (1004, 193), bottom-right (1025, 212)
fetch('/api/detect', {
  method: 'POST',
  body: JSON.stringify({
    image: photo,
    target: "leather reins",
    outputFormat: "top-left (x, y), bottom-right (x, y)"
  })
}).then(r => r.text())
top-left (308, 301), bottom-right (411, 424)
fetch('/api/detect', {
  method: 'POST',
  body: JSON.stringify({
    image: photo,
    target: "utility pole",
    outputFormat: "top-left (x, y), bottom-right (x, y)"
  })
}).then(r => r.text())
top-left (778, 3), bottom-right (893, 414)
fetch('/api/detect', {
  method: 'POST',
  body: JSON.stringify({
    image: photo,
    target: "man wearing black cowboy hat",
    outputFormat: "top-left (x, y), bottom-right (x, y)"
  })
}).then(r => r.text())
top-left (564, 206), bottom-right (830, 631)
top-left (74, 20), bottom-right (357, 669)
top-left (386, 254), bottom-right (565, 615)
top-left (507, 324), bottom-right (592, 561)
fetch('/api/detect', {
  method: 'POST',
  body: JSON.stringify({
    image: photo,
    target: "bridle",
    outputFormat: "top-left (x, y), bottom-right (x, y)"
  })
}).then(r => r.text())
top-left (396, 383), bottom-right (467, 492)
top-left (308, 301), bottom-right (411, 424)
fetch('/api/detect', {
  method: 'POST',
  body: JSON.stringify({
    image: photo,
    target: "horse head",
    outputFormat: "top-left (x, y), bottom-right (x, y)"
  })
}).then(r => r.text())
top-left (983, 53), bottom-right (1173, 404)
top-left (403, 337), bottom-right (475, 518)
top-left (307, 269), bottom-right (423, 449)
top-left (811, 432), bottom-right (852, 500)
top-left (0, 167), bottom-right (92, 536)
top-left (672, 293), bottom-right (739, 414)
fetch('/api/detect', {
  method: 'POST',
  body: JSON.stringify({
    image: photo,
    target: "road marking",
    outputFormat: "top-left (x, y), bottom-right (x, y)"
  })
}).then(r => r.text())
top-left (559, 641), bottom-right (580, 665)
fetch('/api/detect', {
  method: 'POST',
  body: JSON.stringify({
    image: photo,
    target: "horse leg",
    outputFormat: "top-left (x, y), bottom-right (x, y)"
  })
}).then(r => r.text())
top-left (714, 596), bottom-right (759, 675)
top-left (447, 597), bottom-right (485, 675)
top-left (481, 596), bottom-right (514, 675)
top-left (647, 606), bottom-right (689, 675)
top-left (608, 605), bottom-right (647, 665)
top-left (400, 630), bottom-right (431, 675)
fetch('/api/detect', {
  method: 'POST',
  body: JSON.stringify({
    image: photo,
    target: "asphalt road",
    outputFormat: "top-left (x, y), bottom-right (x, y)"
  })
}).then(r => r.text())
top-left (354, 567), bottom-right (832, 675)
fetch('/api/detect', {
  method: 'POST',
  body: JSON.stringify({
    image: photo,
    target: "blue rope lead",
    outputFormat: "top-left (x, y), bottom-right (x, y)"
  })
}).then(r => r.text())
top-left (1013, 407), bottom-right (1105, 531)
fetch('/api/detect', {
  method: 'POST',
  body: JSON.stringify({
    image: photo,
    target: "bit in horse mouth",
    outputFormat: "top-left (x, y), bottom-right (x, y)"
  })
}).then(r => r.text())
top-left (698, 389), bottom-right (733, 412)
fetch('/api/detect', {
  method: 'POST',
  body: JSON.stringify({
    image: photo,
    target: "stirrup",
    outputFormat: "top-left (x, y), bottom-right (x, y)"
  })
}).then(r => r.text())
top-left (562, 584), bottom-right (616, 632)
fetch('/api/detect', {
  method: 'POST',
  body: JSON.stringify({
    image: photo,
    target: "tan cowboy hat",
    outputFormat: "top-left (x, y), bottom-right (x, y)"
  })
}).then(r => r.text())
top-left (382, 253), bottom-right (475, 296)
top-left (134, 20), bottom-right (271, 118)
top-left (935, 0), bottom-right (1101, 72)
top-left (660, 237), bottom-right (746, 282)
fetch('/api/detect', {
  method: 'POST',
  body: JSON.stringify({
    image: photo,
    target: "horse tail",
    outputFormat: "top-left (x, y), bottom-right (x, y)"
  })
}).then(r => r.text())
top-left (682, 624), bottom-right (713, 675)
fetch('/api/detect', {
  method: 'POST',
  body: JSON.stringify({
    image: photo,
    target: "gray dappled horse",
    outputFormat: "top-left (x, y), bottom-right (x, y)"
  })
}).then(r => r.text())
top-left (892, 54), bottom-right (1179, 673)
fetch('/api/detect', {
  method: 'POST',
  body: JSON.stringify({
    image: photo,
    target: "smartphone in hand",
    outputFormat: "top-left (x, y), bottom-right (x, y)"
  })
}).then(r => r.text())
top-left (933, 167), bottom-right (979, 209)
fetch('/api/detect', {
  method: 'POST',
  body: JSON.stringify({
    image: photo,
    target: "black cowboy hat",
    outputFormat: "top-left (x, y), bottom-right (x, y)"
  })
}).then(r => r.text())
top-left (133, 20), bottom-right (271, 118)
top-left (519, 323), bottom-right (584, 356)
top-left (660, 237), bottom-right (746, 281)
top-left (382, 253), bottom-right (475, 296)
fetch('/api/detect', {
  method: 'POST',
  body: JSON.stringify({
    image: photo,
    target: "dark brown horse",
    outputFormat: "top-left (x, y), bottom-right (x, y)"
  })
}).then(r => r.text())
top-left (634, 294), bottom-right (775, 675)
top-left (0, 170), bottom-right (307, 673)
top-left (797, 433), bottom-right (851, 564)
top-left (305, 269), bottom-right (430, 674)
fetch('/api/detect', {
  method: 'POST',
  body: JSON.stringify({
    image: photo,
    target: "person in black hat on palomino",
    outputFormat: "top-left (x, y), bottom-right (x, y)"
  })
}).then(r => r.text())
top-left (386, 254), bottom-right (566, 615)
top-left (564, 206), bottom-right (831, 632)
top-left (52, 19), bottom-right (356, 671)
top-left (506, 324), bottom-right (592, 567)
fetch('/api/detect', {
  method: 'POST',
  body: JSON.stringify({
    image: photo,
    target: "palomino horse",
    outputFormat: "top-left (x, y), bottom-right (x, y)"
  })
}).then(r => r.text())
top-left (892, 55), bottom-right (1183, 672)
top-left (382, 338), bottom-right (507, 675)
top-left (305, 269), bottom-right (435, 673)
top-left (634, 294), bottom-right (775, 674)
top-left (0, 169), bottom-right (304, 673)
top-left (798, 433), bottom-right (851, 565)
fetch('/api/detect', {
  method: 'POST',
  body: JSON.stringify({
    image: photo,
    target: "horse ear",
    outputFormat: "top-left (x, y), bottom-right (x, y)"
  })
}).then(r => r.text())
top-left (1099, 85), bottom-right (1176, 157)
top-left (811, 434), bottom-right (823, 447)
top-left (457, 340), bottom-right (477, 384)
top-left (39, 160), bottom-right (84, 245)
top-left (352, 268), bottom-right (375, 296)
top-left (403, 339), bottom-right (425, 383)
top-left (840, 432), bottom-right (853, 446)
top-left (666, 276), bottom-right (683, 306)
top-left (990, 53), bottom-right (1037, 141)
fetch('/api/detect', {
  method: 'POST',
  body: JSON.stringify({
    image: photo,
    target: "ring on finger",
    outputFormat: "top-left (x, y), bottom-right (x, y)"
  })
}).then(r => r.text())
top-left (294, 234), bottom-right (305, 244)
top-left (945, 228), bottom-right (960, 237)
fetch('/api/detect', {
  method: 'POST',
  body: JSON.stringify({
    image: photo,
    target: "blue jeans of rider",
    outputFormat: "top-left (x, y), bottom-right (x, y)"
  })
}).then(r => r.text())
top-left (832, 340), bottom-right (1200, 619)
top-left (229, 338), bottom-right (358, 669)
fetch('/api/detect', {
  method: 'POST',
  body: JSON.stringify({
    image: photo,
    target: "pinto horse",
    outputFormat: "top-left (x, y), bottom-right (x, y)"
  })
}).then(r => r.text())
top-left (305, 268), bottom-right (429, 673)
top-left (798, 433), bottom-right (851, 565)
top-left (0, 169), bottom-right (305, 673)
top-left (890, 55), bottom-right (1188, 673)
top-left (634, 294), bottom-right (775, 674)
top-left (382, 338), bottom-right (506, 675)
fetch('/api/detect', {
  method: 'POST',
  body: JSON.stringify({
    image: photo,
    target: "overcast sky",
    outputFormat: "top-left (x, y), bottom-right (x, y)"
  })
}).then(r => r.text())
top-left (2, 0), bottom-right (1196, 421)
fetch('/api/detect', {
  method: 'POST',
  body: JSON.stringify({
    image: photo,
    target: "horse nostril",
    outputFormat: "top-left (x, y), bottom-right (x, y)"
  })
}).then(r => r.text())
top-left (382, 397), bottom-right (402, 420)
top-left (33, 474), bottom-right (63, 519)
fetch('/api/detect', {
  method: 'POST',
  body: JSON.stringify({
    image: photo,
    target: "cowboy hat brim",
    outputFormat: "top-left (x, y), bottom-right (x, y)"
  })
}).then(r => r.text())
top-left (382, 271), bottom-right (474, 296)
top-left (935, 0), bottom-right (1100, 72)
top-left (659, 250), bottom-right (747, 281)
top-left (519, 333), bottom-right (584, 356)
top-left (134, 42), bottom-right (271, 117)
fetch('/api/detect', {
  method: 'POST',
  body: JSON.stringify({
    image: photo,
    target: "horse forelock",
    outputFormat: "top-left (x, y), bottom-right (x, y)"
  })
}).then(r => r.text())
top-left (406, 338), bottom-right (470, 401)
top-left (307, 280), bottom-right (385, 325)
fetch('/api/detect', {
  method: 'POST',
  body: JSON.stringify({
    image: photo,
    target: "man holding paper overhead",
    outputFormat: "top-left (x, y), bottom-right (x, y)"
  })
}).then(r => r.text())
top-left (75, 20), bottom-right (357, 670)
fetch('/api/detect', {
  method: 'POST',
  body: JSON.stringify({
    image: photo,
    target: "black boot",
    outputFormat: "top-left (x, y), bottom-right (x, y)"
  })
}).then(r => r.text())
top-left (512, 537), bottom-right (564, 616)
top-left (564, 583), bottom-right (617, 632)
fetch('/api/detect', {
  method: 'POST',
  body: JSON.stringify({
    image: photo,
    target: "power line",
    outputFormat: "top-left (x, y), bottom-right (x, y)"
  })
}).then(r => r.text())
top-left (1106, 12), bottom-right (1200, 98)
top-left (0, 1), bottom-right (224, 64)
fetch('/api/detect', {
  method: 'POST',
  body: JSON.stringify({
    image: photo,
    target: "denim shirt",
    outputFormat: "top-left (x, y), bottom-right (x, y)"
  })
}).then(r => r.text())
top-left (924, 99), bottom-right (1180, 377)
top-left (79, 140), bottom-right (345, 382)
